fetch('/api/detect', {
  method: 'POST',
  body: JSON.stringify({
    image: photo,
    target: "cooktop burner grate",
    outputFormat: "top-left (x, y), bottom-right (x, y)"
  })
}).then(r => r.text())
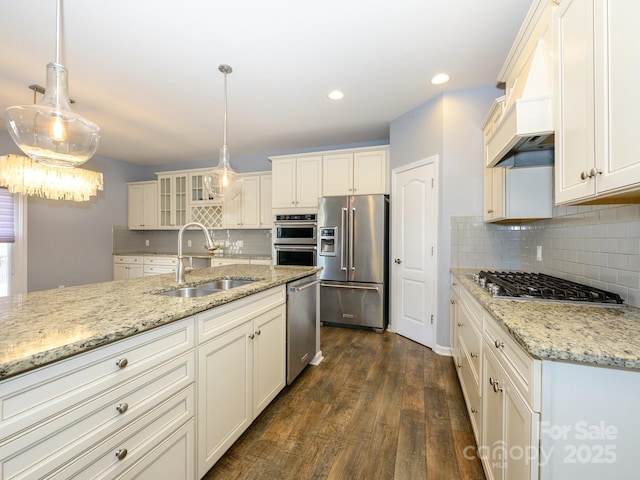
top-left (476, 271), bottom-right (625, 306)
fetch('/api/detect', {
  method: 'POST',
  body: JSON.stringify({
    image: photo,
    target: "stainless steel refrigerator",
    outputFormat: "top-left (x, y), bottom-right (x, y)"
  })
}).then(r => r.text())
top-left (317, 194), bottom-right (389, 332)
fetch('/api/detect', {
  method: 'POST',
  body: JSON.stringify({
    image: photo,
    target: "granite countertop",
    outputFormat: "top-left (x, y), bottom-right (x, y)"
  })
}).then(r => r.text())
top-left (0, 264), bottom-right (317, 380)
top-left (451, 268), bottom-right (640, 370)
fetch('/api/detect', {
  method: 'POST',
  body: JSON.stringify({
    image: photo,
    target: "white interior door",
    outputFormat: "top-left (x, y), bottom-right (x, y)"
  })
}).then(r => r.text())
top-left (392, 157), bottom-right (437, 348)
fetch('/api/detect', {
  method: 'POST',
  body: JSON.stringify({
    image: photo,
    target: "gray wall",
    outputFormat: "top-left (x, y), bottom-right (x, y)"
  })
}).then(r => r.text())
top-left (1, 131), bottom-right (147, 291)
top-left (389, 85), bottom-right (503, 350)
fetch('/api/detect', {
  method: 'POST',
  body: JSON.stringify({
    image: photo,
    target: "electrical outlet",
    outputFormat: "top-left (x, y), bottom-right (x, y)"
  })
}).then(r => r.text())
top-left (536, 245), bottom-right (542, 262)
top-left (145, 239), bottom-right (149, 247)
top-left (187, 240), bottom-right (192, 247)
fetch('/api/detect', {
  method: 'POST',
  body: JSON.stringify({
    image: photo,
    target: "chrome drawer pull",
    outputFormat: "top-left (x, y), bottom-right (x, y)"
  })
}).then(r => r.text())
top-left (116, 403), bottom-right (129, 414)
top-left (115, 358), bottom-right (128, 369)
top-left (494, 340), bottom-right (504, 349)
top-left (115, 448), bottom-right (128, 461)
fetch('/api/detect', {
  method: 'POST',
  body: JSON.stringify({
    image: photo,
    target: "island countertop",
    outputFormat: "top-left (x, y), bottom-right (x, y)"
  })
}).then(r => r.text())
top-left (451, 268), bottom-right (640, 370)
top-left (0, 264), bottom-right (319, 380)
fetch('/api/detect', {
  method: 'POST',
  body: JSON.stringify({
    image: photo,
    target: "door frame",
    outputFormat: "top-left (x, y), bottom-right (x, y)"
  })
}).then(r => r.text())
top-left (390, 155), bottom-right (439, 349)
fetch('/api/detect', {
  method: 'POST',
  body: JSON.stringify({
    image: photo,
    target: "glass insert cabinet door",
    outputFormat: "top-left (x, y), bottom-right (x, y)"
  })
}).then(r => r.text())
top-left (158, 174), bottom-right (188, 228)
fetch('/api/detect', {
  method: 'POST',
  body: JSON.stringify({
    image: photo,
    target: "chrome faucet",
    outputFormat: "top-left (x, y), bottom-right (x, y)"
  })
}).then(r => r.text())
top-left (176, 222), bottom-right (217, 284)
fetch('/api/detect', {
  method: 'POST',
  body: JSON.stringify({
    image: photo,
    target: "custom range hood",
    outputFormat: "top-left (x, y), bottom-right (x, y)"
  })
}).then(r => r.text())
top-left (486, 40), bottom-right (554, 168)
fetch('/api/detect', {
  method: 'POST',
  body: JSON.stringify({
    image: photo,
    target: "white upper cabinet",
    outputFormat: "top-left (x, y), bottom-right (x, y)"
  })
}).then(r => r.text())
top-left (259, 174), bottom-right (272, 228)
top-left (223, 175), bottom-right (260, 228)
top-left (128, 181), bottom-right (158, 230)
top-left (322, 148), bottom-right (389, 196)
top-left (555, 0), bottom-right (640, 204)
top-left (271, 156), bottom-right (322, 211)
top-left (157, 173), bottom-right (188, 229)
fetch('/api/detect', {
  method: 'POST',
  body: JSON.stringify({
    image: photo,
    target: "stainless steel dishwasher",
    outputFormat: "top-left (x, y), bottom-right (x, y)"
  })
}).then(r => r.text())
top-left (286, 275), bottom-right (319, 384)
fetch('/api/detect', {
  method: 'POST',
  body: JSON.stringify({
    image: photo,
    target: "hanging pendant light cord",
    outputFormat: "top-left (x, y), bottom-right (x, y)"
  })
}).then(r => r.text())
top-left (55, 0), bottom-right (61, 64)
top-left (222, 69), bottom-right (228, 146)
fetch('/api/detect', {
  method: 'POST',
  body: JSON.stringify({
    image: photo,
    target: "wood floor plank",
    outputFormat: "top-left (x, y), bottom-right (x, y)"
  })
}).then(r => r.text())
top-left (203, 326), bottom-right (485, 480)
top-left (395, 408), bottom-right (427, 479)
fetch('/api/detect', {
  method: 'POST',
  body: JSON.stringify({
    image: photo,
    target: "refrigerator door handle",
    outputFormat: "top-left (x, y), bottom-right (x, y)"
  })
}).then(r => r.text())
top-left (341, 207), bottom-right (348, 271)
top-left (320, 282), bottom-right (380, 291)
top-left (349, 207), bottom-right (355, 271)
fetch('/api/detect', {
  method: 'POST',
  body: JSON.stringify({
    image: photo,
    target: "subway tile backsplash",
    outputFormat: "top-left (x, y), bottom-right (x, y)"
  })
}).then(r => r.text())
top-left (451, 204), bottom-right (640, 307)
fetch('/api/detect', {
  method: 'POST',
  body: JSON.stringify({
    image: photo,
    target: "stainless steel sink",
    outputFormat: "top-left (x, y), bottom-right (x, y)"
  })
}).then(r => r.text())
top-left (197, 279), bottom-right (254, 290)
top-left (158, 287), bottom-right (221, 298)
top-left (155, 278), bottom-right (256, 298)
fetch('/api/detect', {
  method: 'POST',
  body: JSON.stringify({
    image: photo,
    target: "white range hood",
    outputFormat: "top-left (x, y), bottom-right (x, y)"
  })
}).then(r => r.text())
top-left (486, 41), bottom-right (554, 168)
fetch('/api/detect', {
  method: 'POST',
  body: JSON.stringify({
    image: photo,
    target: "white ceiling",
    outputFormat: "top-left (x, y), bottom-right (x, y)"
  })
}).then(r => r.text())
top-left (0, 0), bottom-right (531, 166)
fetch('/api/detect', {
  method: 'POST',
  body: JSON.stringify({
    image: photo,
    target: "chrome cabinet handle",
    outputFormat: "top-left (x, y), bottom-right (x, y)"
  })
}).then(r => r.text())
top-left (470, 352), bottom-right (478, 358)
top-left (115, 448), bottom-right (128, 461)
top-left (450, 299), bottom-right (455, 305)
top-left (249, 334), bottom-right (255, 340)
top-left (471, 407), bottom-right (478, 414)
top-left (255, 329), bottom-right (261, 336)
top-left (116, 403), bottom-right (129, 414)
top-left (394, 258), bottom-right (402, 264)
top-left (116, 358), bottom-right (128, 369)
top-left (457, 322), bottom-right (463, 327)
top-left (493, 382), bottom-right (503, 393)
top-left (494, 340), bottom-right (504, 349)
top-left (580, 171), bottom-right (589, 180)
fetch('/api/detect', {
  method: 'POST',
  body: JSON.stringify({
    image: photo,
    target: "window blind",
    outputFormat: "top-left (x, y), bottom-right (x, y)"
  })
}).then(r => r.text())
top-left (0, 188), bottom-right (15, 243)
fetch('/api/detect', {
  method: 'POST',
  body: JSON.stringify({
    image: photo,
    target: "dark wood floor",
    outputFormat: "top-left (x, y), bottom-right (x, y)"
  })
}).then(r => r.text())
top-left (203, 325), bottom-right (485, 480)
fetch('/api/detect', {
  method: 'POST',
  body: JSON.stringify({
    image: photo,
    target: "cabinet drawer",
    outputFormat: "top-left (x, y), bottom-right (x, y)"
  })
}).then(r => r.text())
top-left (46, 385), bottom-right (195, 480)
top-left (198, 286), bottom-right (286, 343)
top-left (483, 314), bottom-right (541, 411)
top-left (458, 308), bottom-right (482, 390)
top-left (0, 352), bottom-right (195, 479)
top-left (459, 286), bottom-right (482, 329)
top-left (457, 352), bottom-right (482, 443)
top-left (143, 265), bottom-right (176, 275)
top-left (144, 256), bottom-right (178, 267)
top-left (0, 318), bottom-right (195, 441)
top-left (114, 256), bottom-right (143, 265)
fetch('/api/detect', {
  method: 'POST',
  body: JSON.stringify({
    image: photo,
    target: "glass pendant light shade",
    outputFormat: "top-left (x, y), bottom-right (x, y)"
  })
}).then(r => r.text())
top-left (203, 64), bottom-right (240, 200)
top-left (203, 145), bottom-right (241, 200)
top-left (5, 62), bottom-right (101, 168)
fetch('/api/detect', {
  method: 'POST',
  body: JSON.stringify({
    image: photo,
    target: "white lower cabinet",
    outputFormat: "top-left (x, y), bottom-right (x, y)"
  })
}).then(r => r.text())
top-left (0, 283), bottom-right (293, 480)
top-left (114, 256), bottom-right (144, 280)
top-left (482, 341), bottom-right (539, 480)
top-left (196, 287), bottom-right (286, 477)
top-left (0, 318), bottom-right (196, 480)
top-left (451, 274), bottom-right (541, 480)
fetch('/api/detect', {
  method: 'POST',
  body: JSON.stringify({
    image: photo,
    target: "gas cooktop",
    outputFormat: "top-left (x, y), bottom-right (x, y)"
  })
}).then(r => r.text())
top-left (474, 271), bottom-right (625, 307)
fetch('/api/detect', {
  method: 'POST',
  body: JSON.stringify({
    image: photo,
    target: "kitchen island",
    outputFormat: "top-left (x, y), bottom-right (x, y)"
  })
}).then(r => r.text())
top-left (450, 268), bottom-right (640, 480)
top-left (0, 264), bottom-right (318, 480)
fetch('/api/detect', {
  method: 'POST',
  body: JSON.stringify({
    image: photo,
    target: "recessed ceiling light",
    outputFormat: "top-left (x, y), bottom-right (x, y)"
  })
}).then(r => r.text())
top-left (327, 90), bottom-right (344, 100)
top-left (430, 73), bottom-right (450, 85)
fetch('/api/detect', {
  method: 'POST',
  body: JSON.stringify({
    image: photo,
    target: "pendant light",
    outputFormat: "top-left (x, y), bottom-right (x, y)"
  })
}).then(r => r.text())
top-left (5, 0), bottom-right (101, 168)
top-left (203, 64), bottom-right (241, 200)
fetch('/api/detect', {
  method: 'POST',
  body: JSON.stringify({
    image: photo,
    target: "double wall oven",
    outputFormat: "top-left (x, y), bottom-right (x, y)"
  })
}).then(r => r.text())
top-left (273, 214), bottom-right (317, 266)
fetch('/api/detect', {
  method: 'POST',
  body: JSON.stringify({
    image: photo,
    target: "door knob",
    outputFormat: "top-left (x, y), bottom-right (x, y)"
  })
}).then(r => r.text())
top-left (394, 258), bottom-right (402, 264)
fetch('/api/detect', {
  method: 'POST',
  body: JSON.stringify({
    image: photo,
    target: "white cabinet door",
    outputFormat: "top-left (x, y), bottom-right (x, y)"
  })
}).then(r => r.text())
top-left (197, 321), bottom-right (253, 477)
top-left (252, 304), bottom-right (286, 417)
top-left (128, 182), bottom-right (158, 230)
top-left (322, 153), bottom-right (353, 196)
top-left (259, 174), bottom-right (272, 228)
top-left (483, 345), bottom-right (506, 480)
top-left (158, 174), bottom-right (188, 229)
top-left (353, 149), bottom-right (388, 194)
top-left (484, 167), bottom-right (505, 222)
top-left (482, 341), bottom-right (539, 480)
top-left (240, 175), bottom-right (260, 228)
top-left (296, 156), bottom-right (322, 208)
top-left (593, 0), bottom-right (640, 194)
top-left (555, 0), bottom-right (597, 204)
top-left (271, 159), bottom-right (297, 209)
